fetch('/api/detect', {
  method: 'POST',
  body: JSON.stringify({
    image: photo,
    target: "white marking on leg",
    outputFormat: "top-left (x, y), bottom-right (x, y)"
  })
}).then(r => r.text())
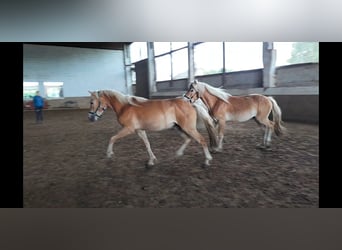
top-left (265, 127), bottom-right (272, 147)
top-left (217, 135), bottom-right (224, 151)
top-left (263, 127), bottom-right (268, 146)
top-left (107, 143), bottom-right (114, 158)
top-left (203, 146), bottom-right (213, 162)
top-left (215, 121), bottom-right (225, 152)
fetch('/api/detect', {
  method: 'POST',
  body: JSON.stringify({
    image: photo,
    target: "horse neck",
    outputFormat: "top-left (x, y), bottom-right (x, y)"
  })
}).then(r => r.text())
top-left (105, 94), bottom-right (126, 115)
top-left (200, 89), bottom-right (218, 109)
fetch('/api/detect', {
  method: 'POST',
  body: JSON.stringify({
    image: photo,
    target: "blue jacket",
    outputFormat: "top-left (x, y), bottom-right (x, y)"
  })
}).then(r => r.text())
top-left (33, 95), bottom-right (44, 108)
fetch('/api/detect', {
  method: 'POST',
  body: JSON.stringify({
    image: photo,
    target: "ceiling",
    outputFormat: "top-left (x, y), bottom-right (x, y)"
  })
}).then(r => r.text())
top-left (24, 42), bottom-right (132, 50)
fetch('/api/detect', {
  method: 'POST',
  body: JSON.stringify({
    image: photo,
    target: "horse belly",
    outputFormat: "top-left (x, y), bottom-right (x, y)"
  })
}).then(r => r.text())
top-left (226, 110), bottom-right (257, 122)
top-left (139, 114), bottom-right (176, 131)
top-left (142, 121), bottom-right (174, 131)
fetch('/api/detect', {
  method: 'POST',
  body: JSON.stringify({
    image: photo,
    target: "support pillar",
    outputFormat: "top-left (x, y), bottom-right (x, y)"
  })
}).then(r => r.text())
top-left (147, 42), bottom-right (157, 95)
top-left (188, 42), bottom-right (195, 84)
top-left (263, 42), bottom-right (276, 88)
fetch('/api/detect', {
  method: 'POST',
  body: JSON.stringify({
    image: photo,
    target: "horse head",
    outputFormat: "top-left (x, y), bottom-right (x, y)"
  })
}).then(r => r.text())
top-left (88, 90), bottom-right (107, 122)
top-left (183, 79), bottom-right (200, 103)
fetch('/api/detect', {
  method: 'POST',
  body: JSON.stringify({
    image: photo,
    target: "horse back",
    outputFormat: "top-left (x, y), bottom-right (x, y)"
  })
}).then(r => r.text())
top-left (227, 94), bottom-right (271, 110)
top-left (155, 97), bottom-right (196, 119)
top-left (118, 97), bottom-right (195, 130)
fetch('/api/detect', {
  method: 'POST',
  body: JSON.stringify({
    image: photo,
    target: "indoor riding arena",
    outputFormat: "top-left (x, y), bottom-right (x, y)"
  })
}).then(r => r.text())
top-left (23, 42), bottom-right (319, 208)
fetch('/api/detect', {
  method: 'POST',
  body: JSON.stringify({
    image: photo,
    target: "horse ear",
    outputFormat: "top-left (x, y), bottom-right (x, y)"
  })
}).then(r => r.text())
top-left (194, 79), bottom-right (198, 84)
top-left (88, 90), bottom-right (93, 94)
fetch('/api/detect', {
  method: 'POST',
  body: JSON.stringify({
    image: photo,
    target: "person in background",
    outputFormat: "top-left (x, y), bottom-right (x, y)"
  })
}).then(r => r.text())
top-left (33, 91), bottom-right (44, 124)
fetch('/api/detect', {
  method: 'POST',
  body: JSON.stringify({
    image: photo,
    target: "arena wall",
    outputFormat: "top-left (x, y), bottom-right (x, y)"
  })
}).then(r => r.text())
top-left (24, 49), bottom-right (318, 124)
top-left (24, 44), bottom-right (127, 98)
top-left (152, 63), bottom-right (319, 124)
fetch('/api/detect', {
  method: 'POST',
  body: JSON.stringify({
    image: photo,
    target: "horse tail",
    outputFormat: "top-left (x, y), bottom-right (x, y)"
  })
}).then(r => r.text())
top-left (268, 96), bottom-right (285, 136)
top-left (192, 101), bottom-right (219, 149)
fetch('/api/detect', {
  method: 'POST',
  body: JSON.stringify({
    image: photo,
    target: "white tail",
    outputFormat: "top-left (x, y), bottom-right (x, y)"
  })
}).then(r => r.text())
top-left (268, 96), bottom-right (285, 136)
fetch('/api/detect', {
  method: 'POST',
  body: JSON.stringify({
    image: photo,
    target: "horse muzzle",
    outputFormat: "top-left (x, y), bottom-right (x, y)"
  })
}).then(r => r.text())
top-left (88, 112), bottom-right (99, 122)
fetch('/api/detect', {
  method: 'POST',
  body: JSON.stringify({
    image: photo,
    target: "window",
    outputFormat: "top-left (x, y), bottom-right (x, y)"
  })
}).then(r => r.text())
top-left (23, 82), bottom-right (39, 100)
top-left (155, 54), bottom-right (171, 81)
top-left (171, 42), bottom-right (187, 50)
top-left (172, 48), bottom-right (188, 79)
top-left (194, 42), bottom-right (223, 76)
top-left (224, 42), bottom-right (263, 72)
top-left (44, 82), bottom-right (64, 99)
top-left (130, 42), bottom-right (147, 63)
top-left (274, 42), bottom-right (318, 66)
top-left (154, 42), bottom-right (171, 56)
top-left (274, 42), bottom-right (295, 66)
top-left (154, 42), bottom-right (189, 81)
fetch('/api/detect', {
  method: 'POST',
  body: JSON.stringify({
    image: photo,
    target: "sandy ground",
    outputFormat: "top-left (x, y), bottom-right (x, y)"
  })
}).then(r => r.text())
top-left (23, 109), bottom-right (318, 208)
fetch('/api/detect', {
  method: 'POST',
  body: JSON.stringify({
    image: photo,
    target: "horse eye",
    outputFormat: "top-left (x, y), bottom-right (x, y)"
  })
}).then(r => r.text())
top-left (190, 89), bottom-right (194, 92)
top-left (90, 102), bottom-right (93, 104)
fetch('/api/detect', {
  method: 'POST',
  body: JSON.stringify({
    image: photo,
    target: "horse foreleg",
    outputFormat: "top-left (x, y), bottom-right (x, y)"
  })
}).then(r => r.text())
top-left (136, 130), bottom-right (157, 166)
top-left (176, 132), bottom-right (191, 157)
top-left (107, 127), bottom-right (133, 158)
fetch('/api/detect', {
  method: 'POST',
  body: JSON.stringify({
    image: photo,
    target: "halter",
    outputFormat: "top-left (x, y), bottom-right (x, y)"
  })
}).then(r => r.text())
top-left (184, 82), bottom-right (218, 124)
top-left (88, 92), bottom-right (107, 119)
top-left (183, 82), bottom-right (200, 103)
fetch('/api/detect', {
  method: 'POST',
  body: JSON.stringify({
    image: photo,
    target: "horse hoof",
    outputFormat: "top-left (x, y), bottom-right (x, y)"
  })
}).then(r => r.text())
top-left (201, 163), bottom-right (210, 169)
top-left (145, 165), bottom-right (152, 170)
top-left (210, 149), bottom-right (220, 154)
top-left (175, 152), bottom-right (183, 157)
top-left (145, 162), bottom-right (154, 169)
top-left (256, 144), bottom-right (272, 151)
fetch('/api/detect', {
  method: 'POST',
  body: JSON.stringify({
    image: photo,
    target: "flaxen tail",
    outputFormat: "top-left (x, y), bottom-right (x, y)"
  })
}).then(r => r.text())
top-left (192, 101), bottom-right (219, 149)
top-left (268, 96), bottom-right (286, 136)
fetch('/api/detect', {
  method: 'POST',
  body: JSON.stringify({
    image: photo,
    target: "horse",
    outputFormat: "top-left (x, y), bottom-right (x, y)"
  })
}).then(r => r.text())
top-left (87, 89), bottom-right (218, 167)
top-left (183, 80), bottom-right (285, 151)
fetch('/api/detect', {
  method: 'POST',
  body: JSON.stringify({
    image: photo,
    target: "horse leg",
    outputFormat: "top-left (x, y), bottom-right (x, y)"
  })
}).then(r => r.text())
top-left (263, 124), bottom-right (273, 148)
top-left (136, 130), bottom-right (157, 166)
top-left (256, 117), bottom-right (273, 149)
top-left (183, 128), bottom-right (212, 167)
top-left (214, 119), bottom-right (226, 152)
top-left (107, 127), bottom-right (134, 158)
top-left (175, 132), bottom-right (191, 157)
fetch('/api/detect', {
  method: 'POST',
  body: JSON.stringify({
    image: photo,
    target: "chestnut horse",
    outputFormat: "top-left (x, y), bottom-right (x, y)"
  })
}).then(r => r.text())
top-left (183, 80), bottom-right (285, 151)
top-left (88, 90), bottom-right (218, 167)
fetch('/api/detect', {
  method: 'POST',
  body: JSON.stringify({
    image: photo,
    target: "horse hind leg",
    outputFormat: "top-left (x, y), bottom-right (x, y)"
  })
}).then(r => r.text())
top-left (173, 124), bottom-right (192, 157)
top-left (253, 117), bottom-right (262, 126)
top-left (263, 126), bottom-right (273, 148)
top-left (182, 128), bottom-right (213, 167)
top-left (136, 130), bottom-right (157, 167)
top-left (176, 131), bottom-right (191, 157)
top-left (255, 117), bottom-right (273, 150)
top-left (213, 119), bottom-right (226, 153)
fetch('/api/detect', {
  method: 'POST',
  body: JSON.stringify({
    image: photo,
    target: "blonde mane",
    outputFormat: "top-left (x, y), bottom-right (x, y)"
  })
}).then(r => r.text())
top-left (194, 81), bottom-right (231, 102)
top-left (100, 90), bottom-right (148, 106)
